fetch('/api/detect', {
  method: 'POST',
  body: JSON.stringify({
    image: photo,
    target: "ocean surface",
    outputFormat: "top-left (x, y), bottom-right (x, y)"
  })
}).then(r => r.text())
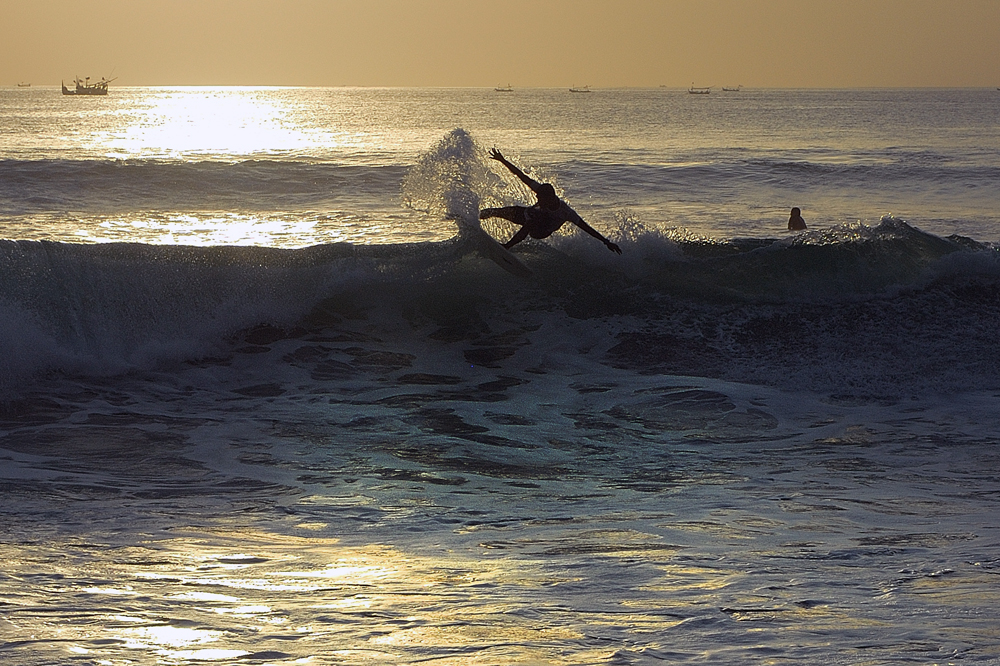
top-left (2, 86), bottom-right (1000, 665)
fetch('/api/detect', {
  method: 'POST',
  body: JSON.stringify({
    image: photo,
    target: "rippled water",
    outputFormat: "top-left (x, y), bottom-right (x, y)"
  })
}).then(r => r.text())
top-left (4, 308), bottom-right (1000, 664)
top-left (3, 86), bottom-right (999, 245)
top-left (3, 87), bottom-right (1000, 664)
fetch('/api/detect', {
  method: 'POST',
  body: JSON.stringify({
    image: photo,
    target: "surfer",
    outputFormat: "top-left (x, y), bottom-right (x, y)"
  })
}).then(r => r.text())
top-left (480, 148), bottom-right (622, 254)
top-left (788, 207), bottom-right (807, 231)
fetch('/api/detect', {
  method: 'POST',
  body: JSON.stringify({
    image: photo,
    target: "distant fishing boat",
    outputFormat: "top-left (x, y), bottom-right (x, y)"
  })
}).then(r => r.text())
top-left (62, 76), bottom-right (115, 96)
top-left (569, 86), bottom-right (591, 93)
top-left (17, 82), bottom-right (30, 87)
top-left (688, 84), bottom-right (711, 95)
top-left (722, 84), bottom-right (742, 92)
top-left (495, 84), bottom-right (514, 92)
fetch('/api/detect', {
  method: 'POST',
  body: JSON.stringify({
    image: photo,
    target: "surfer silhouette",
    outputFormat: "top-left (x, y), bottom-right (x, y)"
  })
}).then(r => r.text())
top-left (788, 207), bottom-right (807, 231)
top-left (480, 148), bottom-right (622, 254)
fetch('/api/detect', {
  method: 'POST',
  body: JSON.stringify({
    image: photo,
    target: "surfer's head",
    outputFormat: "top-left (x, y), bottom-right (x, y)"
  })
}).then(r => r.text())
top-left (537, 183), bottom-right (559, 210)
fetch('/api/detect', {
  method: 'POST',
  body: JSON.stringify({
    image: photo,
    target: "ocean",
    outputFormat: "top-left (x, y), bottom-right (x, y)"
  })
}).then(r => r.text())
top-left (2, 85), bottom-right (1000, 664)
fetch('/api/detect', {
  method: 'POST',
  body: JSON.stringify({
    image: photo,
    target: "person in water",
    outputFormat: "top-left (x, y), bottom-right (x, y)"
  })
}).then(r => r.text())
top-left (788, 207), bottom-right (807, 230)
top-left (480, 148), bottom-right (622, 254)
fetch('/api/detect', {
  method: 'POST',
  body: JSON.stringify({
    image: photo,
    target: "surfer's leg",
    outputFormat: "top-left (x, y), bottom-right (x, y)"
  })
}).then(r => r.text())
top-left (503, 226), bottom-right (530, 249)
top-left (480, 206), bottom-right (528, 225)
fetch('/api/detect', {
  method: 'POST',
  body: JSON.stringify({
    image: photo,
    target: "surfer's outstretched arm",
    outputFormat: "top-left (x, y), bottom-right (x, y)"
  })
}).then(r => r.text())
top-left (489, 148), bottom-right (544, 194)
top-left (572, 217), bottom-right (622, 254)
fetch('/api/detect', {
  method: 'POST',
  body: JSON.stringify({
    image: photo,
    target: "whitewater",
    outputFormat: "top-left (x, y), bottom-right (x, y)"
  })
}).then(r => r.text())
top-left (2, 86), bottom-right (1000, 665)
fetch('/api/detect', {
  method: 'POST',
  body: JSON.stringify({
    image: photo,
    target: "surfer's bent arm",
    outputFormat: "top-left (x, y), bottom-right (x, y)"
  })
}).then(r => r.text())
top-left (489, 148), bottom-right (544, 193)
top-left (572, 214), bottom-right (623, 254)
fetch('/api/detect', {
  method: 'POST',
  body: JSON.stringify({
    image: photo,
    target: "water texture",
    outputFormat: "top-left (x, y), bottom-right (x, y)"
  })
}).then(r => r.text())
top-left (1, 87), bottom-right (999, 665)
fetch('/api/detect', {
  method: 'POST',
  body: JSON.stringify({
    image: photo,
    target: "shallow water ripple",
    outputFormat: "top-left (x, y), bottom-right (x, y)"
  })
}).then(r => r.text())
top-left (3, 313), bottom-right (1000, 664)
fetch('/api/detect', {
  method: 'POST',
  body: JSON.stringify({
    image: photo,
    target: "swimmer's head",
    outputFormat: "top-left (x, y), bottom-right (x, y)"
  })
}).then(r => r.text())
top-left (790, 207), bottom-right (801, 216)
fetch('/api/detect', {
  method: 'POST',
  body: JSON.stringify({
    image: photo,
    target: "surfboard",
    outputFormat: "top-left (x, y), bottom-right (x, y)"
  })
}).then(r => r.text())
top-left (463, 220), bottom-right (533, 279)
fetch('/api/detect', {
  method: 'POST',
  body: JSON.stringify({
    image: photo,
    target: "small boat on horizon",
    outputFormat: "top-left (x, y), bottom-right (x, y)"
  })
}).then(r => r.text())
top-left (569, 86), bottom-right (592, 93)
top-left (495, 84), bottom-right (514, 92)
top-left (688, 84), bottom-right (711, 95)
top-left (17, 82), bottom-right (31, 87)
top-left (722, 84), bottom-right (742, 92)
top-left (62, 76), bottom-right (115, 96)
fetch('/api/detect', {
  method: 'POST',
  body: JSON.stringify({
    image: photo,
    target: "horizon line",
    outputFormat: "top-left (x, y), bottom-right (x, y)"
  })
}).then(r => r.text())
top-left (7, 83), bottom-right (999, 90)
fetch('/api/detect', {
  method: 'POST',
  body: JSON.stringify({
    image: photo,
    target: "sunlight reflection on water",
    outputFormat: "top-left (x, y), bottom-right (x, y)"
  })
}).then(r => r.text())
top-left (2, 529), bottom-right (623, 663)
top-left (106, 87), bottom-right (350, 160)
top-left (4, 460), bottom-right (1000, 664)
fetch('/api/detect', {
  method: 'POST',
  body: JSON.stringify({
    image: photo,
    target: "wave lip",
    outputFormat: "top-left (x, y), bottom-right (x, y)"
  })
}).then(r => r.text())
top-left (686, 216), bottom-right (978, 302)
top-left (2, 217), bottom-right (999, 399)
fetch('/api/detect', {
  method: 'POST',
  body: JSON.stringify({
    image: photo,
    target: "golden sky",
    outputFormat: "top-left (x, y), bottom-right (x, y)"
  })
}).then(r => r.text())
top-left (3, 0), bottom-right (998, 87)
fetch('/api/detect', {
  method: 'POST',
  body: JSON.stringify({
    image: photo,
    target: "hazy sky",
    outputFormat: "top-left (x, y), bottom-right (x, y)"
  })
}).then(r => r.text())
top-left (3, 0), bottom-right (998, 87)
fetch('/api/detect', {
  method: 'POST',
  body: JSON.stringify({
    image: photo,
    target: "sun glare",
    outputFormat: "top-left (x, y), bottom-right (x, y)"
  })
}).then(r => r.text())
top-left (109, 88), bottom-right (317, 159)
